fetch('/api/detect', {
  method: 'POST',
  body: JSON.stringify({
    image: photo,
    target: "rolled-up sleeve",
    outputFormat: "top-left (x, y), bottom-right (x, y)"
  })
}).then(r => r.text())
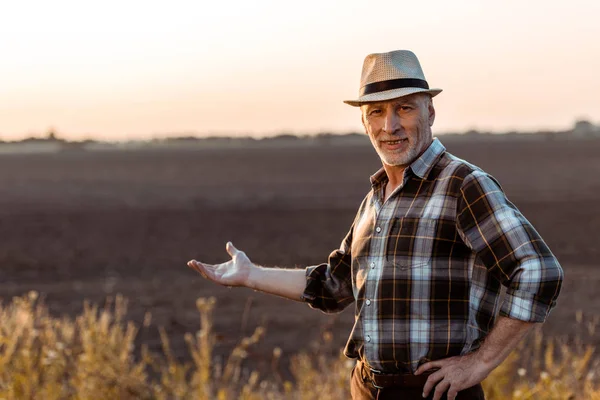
top-left (301, 226), bottom-right (355, 313)
top-left (457, 170), bottom-right (563, 323)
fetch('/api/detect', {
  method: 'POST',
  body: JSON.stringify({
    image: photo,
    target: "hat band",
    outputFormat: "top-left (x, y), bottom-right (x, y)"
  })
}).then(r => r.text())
top-left (360, 78), bottom-right (429, 96)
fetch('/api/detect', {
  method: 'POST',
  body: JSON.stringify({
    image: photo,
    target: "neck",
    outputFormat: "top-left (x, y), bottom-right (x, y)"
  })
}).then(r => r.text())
top-left (383, 164), bottom-right (406, 189)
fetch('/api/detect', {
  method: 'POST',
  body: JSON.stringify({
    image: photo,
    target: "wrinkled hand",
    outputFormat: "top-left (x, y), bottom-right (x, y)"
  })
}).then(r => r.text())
top-left (415, 352), bottom-right (491, 400)
top-left (187, 242), bottom-right (254, 288)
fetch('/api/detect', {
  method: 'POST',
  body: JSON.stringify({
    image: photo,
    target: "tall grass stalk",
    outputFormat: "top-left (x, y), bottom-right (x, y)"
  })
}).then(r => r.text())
top-left (0, 293), bottom-right (597, 399)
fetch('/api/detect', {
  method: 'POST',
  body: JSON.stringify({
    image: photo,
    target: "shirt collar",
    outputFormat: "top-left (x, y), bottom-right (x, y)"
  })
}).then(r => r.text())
top-left (369, 138), bottom-right (446, 187)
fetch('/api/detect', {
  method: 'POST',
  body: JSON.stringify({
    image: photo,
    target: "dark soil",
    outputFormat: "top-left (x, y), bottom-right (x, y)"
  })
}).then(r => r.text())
top-left (1, 136), bottom-right (598, 376)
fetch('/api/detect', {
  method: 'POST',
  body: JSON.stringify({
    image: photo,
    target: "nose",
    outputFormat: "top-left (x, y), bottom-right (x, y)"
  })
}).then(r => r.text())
top-left (383, 110), bottom-right (401, 134)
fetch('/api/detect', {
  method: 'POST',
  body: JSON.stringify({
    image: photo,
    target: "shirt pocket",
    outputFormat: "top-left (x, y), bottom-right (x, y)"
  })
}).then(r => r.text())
top-left (385, 216), bottom-right (437, 269)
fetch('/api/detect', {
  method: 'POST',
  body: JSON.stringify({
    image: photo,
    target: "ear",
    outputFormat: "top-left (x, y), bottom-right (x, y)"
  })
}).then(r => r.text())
top-left (428, 100), bottom-right (436, 127)
top-left (361, 111), bottom-right (368, 134)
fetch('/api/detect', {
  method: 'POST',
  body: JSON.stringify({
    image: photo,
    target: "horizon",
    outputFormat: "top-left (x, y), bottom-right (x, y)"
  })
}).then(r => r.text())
top-left (2, 122), bottom-right (593, 145)
top-left (2, 0), bottom-right (599, 141)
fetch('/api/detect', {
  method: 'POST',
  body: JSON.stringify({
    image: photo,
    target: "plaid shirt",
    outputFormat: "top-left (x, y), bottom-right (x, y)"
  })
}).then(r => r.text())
top-left (301, 138), bottom-right (563, 373)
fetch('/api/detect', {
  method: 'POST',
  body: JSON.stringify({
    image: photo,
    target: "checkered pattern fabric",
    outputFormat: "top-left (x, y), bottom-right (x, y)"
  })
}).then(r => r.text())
top-left (301, 138), bottom-right (563, 373)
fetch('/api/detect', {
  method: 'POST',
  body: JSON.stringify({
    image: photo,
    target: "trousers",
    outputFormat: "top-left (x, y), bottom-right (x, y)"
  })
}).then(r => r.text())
top-left (350, 361), bottom-right (486, 400)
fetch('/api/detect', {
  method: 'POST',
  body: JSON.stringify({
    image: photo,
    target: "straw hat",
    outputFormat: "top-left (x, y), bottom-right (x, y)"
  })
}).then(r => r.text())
top-left (344, 50), bottom-right (442, 106)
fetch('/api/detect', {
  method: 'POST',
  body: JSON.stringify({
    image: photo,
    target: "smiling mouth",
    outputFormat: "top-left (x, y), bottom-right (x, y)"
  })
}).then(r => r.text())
top-left (382, 138), bottom-right (408, 145)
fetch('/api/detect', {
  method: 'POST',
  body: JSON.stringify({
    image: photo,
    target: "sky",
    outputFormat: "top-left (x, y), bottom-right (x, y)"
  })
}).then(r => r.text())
top-left (1, 0), bottom-right (599, 141)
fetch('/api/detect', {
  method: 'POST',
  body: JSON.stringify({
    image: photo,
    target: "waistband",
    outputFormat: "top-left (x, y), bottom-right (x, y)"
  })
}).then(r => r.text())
top-left (357, 360), bottom-right (434, 389)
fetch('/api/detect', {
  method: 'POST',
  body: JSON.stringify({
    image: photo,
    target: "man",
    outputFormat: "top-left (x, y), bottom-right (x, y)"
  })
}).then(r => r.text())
top-left (187, 50), bottom-right (563, 400)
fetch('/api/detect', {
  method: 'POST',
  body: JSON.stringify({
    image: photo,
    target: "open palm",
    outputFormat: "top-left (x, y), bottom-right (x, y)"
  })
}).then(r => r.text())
top-left (187, 242), bottom-right (253, 287)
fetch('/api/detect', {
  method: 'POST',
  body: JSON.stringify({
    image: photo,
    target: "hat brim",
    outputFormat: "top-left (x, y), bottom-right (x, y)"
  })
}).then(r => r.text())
top-left (343, 87), bottom-right (442, 107)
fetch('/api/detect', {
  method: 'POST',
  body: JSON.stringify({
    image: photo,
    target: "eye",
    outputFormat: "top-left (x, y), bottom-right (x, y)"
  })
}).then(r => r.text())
top-left (399, 105), bottom-right (413, 112)
top-left (368, 109), bottom-right (381, 116)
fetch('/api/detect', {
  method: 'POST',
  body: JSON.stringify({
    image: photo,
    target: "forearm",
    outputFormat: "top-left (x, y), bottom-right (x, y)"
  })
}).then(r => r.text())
top-left (418, 316), bottom-right (538, 399)
top-left (476, 316), bottom-right (536, 370)
top-left (246, 264), bottom-right (307, 302)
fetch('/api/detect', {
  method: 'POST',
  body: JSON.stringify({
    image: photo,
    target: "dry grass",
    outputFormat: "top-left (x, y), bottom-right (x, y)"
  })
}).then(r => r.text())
top-left (0, 292), bottom-right (598, 399)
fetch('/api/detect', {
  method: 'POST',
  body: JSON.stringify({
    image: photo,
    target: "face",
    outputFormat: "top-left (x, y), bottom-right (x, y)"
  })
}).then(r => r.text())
top-left (361, 93), bottom-right (435, 168)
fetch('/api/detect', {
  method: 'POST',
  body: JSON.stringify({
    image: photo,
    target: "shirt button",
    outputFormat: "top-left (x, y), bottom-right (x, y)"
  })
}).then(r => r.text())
top-left (370, 262), bottom-right (375, 269)
top-left (375, 226), bottom-right (382, 233)
top-left (366, 299), bottom-right (371, 306)
top-left (366, 335), bottom-right (371, 343)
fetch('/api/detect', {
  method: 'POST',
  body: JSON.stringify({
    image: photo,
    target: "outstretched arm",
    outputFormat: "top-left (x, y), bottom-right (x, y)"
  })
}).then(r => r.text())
top-left (416, 316), bottom-right (535, 400)
top-left (187, 242), bottom-right (307, 302)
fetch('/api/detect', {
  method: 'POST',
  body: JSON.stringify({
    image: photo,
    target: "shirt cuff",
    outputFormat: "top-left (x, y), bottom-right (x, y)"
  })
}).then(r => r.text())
top-left (499, 288), bottom-right (555, 323)
top-left (300, 265), bottom-right (320, 303)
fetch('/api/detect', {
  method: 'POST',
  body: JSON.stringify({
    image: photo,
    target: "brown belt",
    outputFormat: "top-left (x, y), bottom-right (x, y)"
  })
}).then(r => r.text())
top-left (358, 360), bottom-right (435, 389)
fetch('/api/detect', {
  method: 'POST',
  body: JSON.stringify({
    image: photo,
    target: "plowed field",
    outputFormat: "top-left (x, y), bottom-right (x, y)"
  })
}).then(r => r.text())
top-left (1, 136), bottom-right (597, 373)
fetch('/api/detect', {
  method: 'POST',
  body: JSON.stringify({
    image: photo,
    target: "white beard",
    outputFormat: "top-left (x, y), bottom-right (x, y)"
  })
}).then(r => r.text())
top-left (369, 137), bottom-right (420, 167)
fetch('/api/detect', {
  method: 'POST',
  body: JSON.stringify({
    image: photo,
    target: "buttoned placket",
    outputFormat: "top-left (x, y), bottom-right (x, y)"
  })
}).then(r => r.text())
top-left (362, 170), bottom-right (409, 369)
